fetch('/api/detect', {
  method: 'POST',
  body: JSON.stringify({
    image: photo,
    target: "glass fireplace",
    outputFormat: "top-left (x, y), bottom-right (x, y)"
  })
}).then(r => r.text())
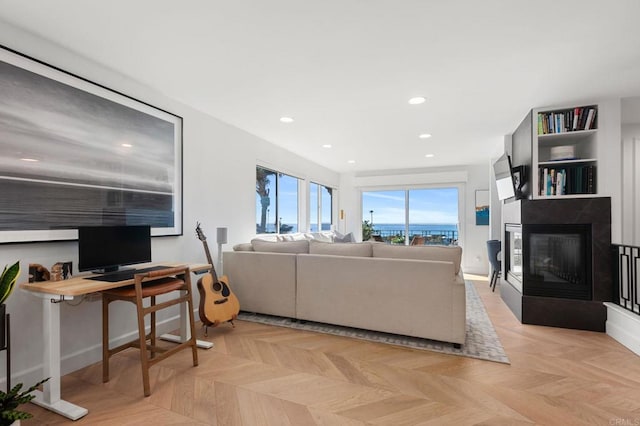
top-left (505, 224), bottom-right (523, 292)
top-left (523, 224), bottom-right (592, 300)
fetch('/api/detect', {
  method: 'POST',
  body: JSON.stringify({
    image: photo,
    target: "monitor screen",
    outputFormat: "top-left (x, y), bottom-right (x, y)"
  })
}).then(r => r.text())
top-left (78, 225), bottom-right (151, 272)
top-left (493, 153), bottom-right (516, 200)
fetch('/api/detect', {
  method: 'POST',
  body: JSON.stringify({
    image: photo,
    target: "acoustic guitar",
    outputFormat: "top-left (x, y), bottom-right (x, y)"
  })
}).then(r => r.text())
top-left (195, 223), bottom-right (240, 328)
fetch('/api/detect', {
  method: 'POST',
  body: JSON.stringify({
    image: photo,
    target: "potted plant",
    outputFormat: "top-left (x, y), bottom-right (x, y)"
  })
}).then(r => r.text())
top-left (0, 261), bottom-right (49, 425)
top-left (0, 262), bottom-right (19, 350)
top-left (0, 378), bottom-right (50, 425)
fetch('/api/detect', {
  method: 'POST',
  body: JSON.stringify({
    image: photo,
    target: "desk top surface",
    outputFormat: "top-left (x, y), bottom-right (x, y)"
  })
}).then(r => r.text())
top-left (19, 262), bottom-right (211, 296)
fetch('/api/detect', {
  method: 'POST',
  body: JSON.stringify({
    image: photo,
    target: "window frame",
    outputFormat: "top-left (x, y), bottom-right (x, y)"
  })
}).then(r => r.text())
top-left (256, 165), bottom-right (301, 234)
top-left (309, 181), bottom-right (334, 232)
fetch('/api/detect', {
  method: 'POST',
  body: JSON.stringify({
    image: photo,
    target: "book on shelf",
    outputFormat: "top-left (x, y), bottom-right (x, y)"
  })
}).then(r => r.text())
top-left (537, 106), bottom-right (597, 135)
top-left (538, 164), bottom-right (595, 196)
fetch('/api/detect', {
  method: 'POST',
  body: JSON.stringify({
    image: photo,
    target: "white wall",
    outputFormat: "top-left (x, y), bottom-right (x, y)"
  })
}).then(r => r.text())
top-left (598, 99), bottom-right (623, 243)
top-left (621, 97), bottom-right (640, 245)
top-left (0, 22), bottom-right (338, 386)
top-left (338, 164), bottom-right (491, 275)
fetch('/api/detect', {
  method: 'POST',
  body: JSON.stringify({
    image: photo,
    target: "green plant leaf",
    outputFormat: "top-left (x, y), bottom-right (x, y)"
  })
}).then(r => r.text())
top-left (0, 261), bottom-right (20, 305)
top-left (0, 377), bottom-right (49, 425)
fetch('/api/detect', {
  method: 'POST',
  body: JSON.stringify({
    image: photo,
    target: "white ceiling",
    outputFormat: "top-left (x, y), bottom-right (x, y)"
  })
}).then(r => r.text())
top-left (1, 0), bottom-right (640, 173)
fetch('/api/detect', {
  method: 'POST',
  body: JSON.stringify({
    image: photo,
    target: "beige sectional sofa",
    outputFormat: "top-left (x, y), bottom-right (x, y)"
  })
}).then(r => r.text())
top-left (223, 239), bottom-right (466, 346)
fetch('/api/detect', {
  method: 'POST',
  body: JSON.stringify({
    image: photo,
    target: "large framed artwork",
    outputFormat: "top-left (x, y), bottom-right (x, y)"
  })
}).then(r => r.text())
top-left (0, 46), bottom-right (182, 243)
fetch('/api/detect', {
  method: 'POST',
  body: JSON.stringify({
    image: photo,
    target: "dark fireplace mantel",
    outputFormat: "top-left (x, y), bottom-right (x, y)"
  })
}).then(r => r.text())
top-left (501, 197), bottom-right (612, 332)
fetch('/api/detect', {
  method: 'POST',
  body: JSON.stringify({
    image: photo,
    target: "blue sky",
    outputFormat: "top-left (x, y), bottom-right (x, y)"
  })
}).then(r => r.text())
top-left (256, 173), bottom-right (299, 226)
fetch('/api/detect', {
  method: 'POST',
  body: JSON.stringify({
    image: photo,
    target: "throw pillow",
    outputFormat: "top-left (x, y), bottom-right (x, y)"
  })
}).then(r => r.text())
top-left (333, 231), bottom-right (355, 243)
top-left (309, 232), bottom-right (333, 242)
top-left (232, 243), bottom-right (254, 251)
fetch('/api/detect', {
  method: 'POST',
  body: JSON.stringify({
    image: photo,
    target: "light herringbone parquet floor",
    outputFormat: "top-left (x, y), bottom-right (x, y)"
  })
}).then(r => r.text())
top-left (22, 276), bottom-right (640, 425)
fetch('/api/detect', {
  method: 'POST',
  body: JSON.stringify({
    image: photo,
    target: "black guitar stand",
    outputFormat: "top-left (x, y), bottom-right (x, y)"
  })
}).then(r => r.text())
top-left (202, 319), bottom-right (235, 337)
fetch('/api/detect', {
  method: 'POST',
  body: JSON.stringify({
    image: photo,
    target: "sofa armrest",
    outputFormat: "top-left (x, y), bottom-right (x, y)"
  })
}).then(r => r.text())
top-left (223, 251), bottom-right (297, 318)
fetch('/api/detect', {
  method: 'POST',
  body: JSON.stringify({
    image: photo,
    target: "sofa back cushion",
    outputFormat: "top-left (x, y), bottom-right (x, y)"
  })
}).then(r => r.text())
top-left (372, 244), bottom-right (462, 274)
top-left (251, 239), bottom-right (310, 254)
top-left (309, 240), bottom-right (373, 257)
top-left (233, 243), bottom-right (254, 251)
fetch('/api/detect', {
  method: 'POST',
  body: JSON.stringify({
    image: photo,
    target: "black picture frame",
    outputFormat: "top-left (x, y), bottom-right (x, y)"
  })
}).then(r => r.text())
top-left (511, 165), bottom-right (527, 199)
top-left (0, 45), bottom-right (183, 243)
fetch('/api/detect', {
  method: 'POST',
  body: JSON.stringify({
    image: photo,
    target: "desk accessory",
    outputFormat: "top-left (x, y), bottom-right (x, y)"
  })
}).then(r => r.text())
top-left (28, 264), bottom-right (50, 282)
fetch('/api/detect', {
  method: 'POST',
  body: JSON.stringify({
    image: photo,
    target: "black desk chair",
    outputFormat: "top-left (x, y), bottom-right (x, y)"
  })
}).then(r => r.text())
top-left (486, 240), bottom-right (501, 292)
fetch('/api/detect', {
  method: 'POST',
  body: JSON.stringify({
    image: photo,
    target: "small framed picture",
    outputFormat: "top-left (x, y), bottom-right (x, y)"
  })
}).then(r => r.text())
top-left (475, 190), bottom-right (489, 226)
top-left (512, 169), bottom-right (521, 190)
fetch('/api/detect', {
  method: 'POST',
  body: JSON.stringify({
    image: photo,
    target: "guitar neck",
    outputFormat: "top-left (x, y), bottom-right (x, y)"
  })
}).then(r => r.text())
top-left (201, 240), bottom-right (220, 281)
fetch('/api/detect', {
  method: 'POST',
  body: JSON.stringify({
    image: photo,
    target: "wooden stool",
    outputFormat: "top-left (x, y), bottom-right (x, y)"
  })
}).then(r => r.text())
top-left (101, 266), bottom-right (198, 396)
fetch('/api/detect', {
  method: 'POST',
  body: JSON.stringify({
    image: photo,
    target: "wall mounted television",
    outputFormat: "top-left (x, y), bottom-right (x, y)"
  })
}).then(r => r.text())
top-left (78, 225), bottom-right (151, 273)
top-left (493, 153), bottom-right (516, 201)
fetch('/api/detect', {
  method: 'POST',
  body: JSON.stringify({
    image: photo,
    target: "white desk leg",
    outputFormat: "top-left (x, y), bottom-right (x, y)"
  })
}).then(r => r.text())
top-left (160, 290), bottom-right (213, 349)
top-left (30, 295), bottom-right (88, 420)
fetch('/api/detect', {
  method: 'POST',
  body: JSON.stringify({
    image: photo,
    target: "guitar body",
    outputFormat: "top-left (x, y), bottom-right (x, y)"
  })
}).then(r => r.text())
top-left (196, 273), bottom-right (240, 326)
top-left (195, 223), bottom-right (240, 327)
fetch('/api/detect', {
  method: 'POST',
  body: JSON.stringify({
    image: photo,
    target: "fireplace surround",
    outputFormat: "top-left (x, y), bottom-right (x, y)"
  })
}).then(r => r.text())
top-left (501, 197), bottom-right (611, 331)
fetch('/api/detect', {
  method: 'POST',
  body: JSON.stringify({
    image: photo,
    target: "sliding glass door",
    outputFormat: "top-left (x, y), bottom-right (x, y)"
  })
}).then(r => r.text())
top-left (408, 188), bottom-right (459, 245)
top-left (362, 187), bottom-right (459, 245)
top-left (362, 190), bottom-right (406, 243)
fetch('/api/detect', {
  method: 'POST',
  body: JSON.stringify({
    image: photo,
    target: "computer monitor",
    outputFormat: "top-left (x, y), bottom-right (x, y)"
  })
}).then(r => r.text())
top-left (78, 225), bottom-right (151, 273)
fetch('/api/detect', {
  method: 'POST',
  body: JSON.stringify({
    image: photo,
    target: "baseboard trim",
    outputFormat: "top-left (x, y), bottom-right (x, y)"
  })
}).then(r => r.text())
top-left (604, 302), bottom-right (640, 356)
top-left (0, 313), bottom-right (185, 389)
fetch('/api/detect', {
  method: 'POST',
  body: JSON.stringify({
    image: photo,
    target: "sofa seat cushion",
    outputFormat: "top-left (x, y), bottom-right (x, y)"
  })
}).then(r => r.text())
top-left (251, 239), bottom-right (310, 253)
top-left (372, 244), bottom-right (462, 274)
top-left (309, 240), bottom-right (373, 257)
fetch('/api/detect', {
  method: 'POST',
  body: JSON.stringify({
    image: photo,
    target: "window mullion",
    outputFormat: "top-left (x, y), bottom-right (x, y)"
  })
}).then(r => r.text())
top-left (405, 190), bottom-right (410, 245)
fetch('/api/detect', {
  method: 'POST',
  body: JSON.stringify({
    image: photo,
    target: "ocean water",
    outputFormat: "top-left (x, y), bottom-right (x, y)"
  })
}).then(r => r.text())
top-left (372, 223), bottom-right (458, 233)
top-left (372, 224), bottom-right (458, 242)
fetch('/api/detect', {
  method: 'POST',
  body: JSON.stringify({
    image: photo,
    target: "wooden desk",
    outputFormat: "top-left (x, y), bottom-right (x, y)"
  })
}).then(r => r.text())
top-left (19, 262), bottom-right (211, 421)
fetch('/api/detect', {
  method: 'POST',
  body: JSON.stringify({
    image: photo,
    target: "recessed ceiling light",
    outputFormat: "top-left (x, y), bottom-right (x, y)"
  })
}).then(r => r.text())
top-left (21, 158), bottom-right (39, 162)
top-left (322, 144), bottom-right (332, 149)
top-left (408, 96), bottom-right (426, 105)
top-left (121, 143), bottom-right (133, 148)
top-left (347, 160), bottom-right (356, 164)
top-left (424, 154), bottom-right (435, 158)
top-left (280, 116), bottom-right (294, 123)
top-left (419, 133), bottom-right (432, 139)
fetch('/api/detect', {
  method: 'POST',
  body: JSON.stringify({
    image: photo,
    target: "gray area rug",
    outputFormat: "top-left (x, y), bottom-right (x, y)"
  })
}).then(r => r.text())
top-left (238, 281), bottom-right (510, 364)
